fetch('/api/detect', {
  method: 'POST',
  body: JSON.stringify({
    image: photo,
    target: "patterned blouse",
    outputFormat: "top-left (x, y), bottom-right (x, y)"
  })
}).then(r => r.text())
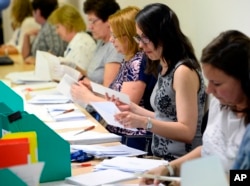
top-left (106, 51), bottom-right (156, 136)
top-left (150, 61), bottom-right (207, 160)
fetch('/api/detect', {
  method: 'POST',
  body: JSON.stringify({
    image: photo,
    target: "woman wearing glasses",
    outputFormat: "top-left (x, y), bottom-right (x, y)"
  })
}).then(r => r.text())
top-left (71, 6), bottom-right (157, 151)
top-left (114, 3), bottom-right (206, 160)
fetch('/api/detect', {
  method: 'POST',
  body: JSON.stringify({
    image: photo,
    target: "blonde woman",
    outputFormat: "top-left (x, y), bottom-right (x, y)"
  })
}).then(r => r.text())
top-left (49, 4), bottom-right (96, 75)
top-left (71, 6), bottom-right (157, 150)
top-left (0, 0), bottom-right (40, 55)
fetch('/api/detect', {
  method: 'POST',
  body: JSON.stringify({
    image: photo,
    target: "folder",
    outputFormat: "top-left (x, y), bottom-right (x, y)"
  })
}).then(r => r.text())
top-left (0, 138), bottom-right (30, 168)
top-left (0, 103), bottom-right (71, 183)
top-left (0, 81), bottom-right (24, 112)
top-left (3, 132), bottom-right (38, 163)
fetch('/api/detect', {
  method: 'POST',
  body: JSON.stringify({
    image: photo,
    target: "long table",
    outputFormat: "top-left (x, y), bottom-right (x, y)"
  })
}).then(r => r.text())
top-left (0, 54), bottom-right (139, 185)
top-left (0, 54), bottom-right (34, 79)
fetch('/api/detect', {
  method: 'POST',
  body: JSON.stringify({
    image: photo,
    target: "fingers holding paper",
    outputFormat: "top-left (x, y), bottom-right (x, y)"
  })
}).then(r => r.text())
top-left (114, 111), bottom-right (146, 129)
top-left (71, 83), bottom-right (93, 104)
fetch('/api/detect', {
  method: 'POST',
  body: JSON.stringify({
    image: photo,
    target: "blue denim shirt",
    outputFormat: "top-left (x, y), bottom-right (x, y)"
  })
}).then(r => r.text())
top-left (233, 124), bottom-right (250, 169)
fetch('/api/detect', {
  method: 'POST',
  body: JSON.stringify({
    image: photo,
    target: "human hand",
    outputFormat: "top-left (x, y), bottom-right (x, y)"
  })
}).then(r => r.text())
top-left (114, 111), bottom-right (145, 129)
top-left (24, 56), bottom-right (35, 64)
top-left (139, 165), bottom-right (168, 185)
top-left (58, 57), bottom-right (76, 69)
top-left (70, 83), bottom-right (93, 104)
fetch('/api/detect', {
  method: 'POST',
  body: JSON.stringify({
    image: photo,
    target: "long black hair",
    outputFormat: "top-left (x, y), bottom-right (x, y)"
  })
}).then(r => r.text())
top-left (135, 3), bottom-right (200, 77)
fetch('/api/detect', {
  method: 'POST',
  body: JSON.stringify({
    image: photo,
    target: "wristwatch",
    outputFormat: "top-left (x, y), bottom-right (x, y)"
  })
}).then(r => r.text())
top-left (146, 117), bottom-right (153, 131)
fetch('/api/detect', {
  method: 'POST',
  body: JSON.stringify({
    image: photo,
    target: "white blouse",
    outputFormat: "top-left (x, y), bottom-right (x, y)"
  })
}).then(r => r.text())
top-left (201, 97), bottom-right (246, 173)
top-left (63, 32), bottom-right (96, 71)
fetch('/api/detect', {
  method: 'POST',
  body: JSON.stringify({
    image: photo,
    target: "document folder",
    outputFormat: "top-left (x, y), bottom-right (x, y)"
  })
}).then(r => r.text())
top-left (0, 81), bottom-right (24, 112)
top-left (0, 103), bottom-right (71, 183)
top-left (0, 138), bottom-right (30, 168)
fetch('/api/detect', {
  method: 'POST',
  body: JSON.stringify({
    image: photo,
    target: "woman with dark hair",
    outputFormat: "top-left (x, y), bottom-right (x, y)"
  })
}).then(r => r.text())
top-left (22, 0), bottom-right (67, 64)
top-left (140, 30), bottom-right (250, 185)
top-left (114, 3), bottom-right (206, 160)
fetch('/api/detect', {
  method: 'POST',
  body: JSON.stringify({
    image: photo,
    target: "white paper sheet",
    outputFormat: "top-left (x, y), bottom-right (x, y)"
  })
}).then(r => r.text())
top-left (89, 101), bottom-right (137, 131)
top-left (65, 169), bottom-right (136, 186)
top-left (71, 144), bottom-right (147, 158)
top-left (8, 162), bottom-right (44, 186)
top-left (94, 156), bottom-right (168, 173)
top-left (59, 130), bottom-right (121, 145)
top-left (91, 82), bottom-right (130, 104)
top-left (56, 74), bottom-right (78, 100)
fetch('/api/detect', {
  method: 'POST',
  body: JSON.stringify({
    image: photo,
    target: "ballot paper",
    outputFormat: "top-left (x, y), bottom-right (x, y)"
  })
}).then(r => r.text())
top-left (27, 94), bottom-right (71, 104)
top-left (89, 101), bottom-right (137, 131)
top-left (65, 169), bottom-right (136, 186)
top-left (46, 107), bottom-right (86, 121)
top-left (70, 144), bottom-right (147, 158)
top-left (56, 74), bottom-right (78, 100)
top-left (90, 82), bottom-right (130, 104)
top-left (59, 131), bottom-right (121, 145)
top-left (94, 156), bottom-right (168, 173)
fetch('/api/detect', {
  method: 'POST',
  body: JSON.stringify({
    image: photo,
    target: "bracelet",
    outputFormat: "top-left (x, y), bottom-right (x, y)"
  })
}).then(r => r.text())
top-left (164, 163), bottom-right (174, 176)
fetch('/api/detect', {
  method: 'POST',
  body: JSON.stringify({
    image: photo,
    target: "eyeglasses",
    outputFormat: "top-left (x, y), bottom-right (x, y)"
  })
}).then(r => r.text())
top-left (110, 32), bottom-right (125, 39)
top-left (88, 18), bottom-right (100, 25)
top-left (133, 35), bottom-right (150, 44)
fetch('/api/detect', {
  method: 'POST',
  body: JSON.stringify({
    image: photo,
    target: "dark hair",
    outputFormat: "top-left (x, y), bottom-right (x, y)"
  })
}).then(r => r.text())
top-left (201, 30), bottom-right (250, 124)
top-left (135, 3), bottom-right (200, 76)
top-left (31, 0), bottom-right (58, 19)
top-left (83, 0), bottom-right (120, 22)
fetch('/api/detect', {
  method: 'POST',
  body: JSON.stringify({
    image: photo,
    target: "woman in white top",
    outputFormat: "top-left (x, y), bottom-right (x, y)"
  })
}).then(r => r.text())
top-left (0, 0), bottom-right (40, 55)
top-left (48, 4), bottom-right (96, 75)
top-left (140, 30), bottom-right (250, 185)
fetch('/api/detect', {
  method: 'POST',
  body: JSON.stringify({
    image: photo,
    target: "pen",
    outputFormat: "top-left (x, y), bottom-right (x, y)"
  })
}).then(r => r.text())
top-left (136, 173), bottom-right (181, 182)
top-left (55, 108), bottom-right (75, 116)
top-left (73, 125), bottom-right (95, 136)
top-left (72, 163), bottom-right (92, 168)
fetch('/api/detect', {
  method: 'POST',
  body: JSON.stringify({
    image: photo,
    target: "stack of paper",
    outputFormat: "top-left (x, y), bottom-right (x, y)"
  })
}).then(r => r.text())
top-left (65, 169), bottom-right (136, 186)
top-left (94, 156), bottom-right (168, 173)
top-left (71, 144), bottom-right (147, 158)
top-left (59, 131), bottom-right (121, 145)
top-left (47, 108), bottom-right (86, 122)
top-left (28, 94), bottom-right (71, 104)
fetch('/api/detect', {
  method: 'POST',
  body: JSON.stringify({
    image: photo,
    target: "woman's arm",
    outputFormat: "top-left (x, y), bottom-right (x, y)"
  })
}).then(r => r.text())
top-left (116, 65), bottom-right (200, 143)
top-left (103, 62), bottom-right (120, 87)
top-left (139, 146), bottom-right (202, 185)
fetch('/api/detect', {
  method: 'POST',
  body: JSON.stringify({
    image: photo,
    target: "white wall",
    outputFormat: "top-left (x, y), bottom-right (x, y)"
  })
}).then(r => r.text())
top-left (2, 0), bottom-right (250, 60)
top-left (116, 0), bottom-right (250, 59)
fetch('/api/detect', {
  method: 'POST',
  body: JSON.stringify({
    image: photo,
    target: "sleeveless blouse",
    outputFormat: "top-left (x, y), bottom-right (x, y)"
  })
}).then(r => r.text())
top-left (150, 61), bottom-right (206, 160)
top-left (106, 51), bottom-right (156, 136)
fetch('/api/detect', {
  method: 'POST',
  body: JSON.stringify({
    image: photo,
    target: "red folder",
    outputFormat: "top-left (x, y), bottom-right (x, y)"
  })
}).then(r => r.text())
top-left (0, 138), bottom-right (30, 168)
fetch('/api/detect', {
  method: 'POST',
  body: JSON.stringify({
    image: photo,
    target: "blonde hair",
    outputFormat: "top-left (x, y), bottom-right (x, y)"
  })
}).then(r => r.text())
top-left (108, 6), bottom-right (140, 59)
top-left (11, 0), bottom-right (33, 29)
top-left (49, 4), bottom-right (86, 33)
